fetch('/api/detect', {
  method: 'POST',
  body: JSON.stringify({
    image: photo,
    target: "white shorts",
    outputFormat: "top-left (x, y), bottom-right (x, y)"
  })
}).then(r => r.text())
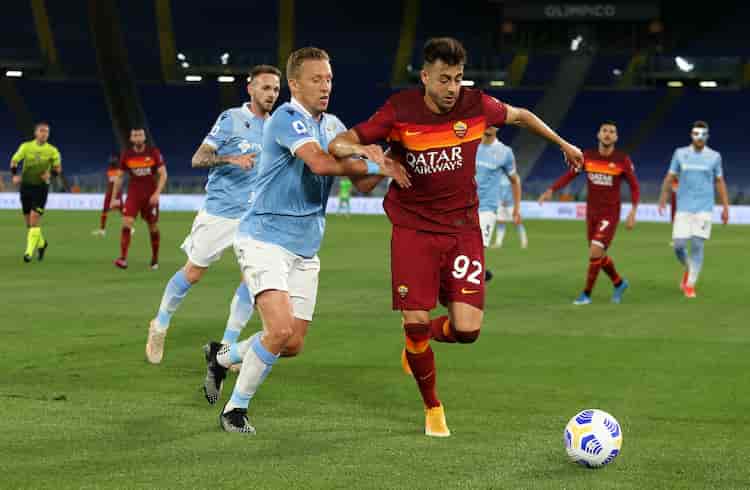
top-left (180, 210), bottom-right (239, 267)
top-left (479, 211), bottom-right (497, 248)
top-left (673, 211), bottom-right (712, 240)
top-left (234, 236), bottom-right (320, 321)
top-left (496, 203), bottom-right (513, 222)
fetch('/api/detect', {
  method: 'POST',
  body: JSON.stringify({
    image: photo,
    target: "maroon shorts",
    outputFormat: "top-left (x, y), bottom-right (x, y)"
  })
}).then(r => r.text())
top-left (124, 189), bottom-right (159, 223)
top-left (391, 225), bottom-right (485, 311)
top-left (587, 212), bottom-right (619, 249)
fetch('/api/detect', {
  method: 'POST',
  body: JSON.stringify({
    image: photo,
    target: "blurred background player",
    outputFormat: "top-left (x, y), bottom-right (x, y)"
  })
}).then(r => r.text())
top-left (110, 127), bottom-right (167, 270)
top-left (658, 121), bottom-right (729, 298)
top-left (539, 120), bottom-right (639, 305)
top-left (476, 126), bottom-right (523, 282)
top-left (146, 65), bottom-right (280, 365)
top-left (10, 122), bottom-right (62, 262)
top-left (201, 47), bottom-right (406, 433)
top-left (92, 154), bottom-right (123, 237)
top-left (330, 37), bottom-right (583, 437)
top-left (337, 177), bottom-right (352, 217)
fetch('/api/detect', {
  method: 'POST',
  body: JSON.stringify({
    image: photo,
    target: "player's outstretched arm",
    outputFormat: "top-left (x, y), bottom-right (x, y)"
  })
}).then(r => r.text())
top-left (191, 144), bottom-right (256, 169)
top-left (296, 142), bottom-right (410, 188)
top-left (505, 104), bottom-right (583, 169)
top-left (328, 130), bottom-right (385, 164)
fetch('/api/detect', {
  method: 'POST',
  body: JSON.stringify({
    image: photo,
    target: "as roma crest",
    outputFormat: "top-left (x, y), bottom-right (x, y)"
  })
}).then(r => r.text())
top-left (398, 284), bottom-right (409, 299)
top-left (453, 121), bottom-right (468, 138)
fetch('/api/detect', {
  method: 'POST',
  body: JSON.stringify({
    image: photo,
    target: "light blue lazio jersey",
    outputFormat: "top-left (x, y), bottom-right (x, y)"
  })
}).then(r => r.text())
top-left (238, 98), bottom-right (346, 258)
top-left (669, 145), bottom-right (723, 213)
top-left (476, 140), bottom-right (516, 212)
top-left (202, 104), bottom-right (265, 219)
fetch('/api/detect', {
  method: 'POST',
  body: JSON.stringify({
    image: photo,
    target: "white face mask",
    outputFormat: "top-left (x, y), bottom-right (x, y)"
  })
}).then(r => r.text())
top-left (691, 127), bottom-right (709, 143)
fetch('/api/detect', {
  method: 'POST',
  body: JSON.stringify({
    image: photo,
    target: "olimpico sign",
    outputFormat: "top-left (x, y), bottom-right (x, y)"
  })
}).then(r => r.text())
top-left (544, 4), bottom-right (617, 18)
top-left (504, 3), bottom-right (658, 21)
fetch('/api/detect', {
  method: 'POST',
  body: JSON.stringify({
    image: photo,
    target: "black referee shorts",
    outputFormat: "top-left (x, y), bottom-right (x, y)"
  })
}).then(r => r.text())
top-left (20, 184), bottom-right (49, 215)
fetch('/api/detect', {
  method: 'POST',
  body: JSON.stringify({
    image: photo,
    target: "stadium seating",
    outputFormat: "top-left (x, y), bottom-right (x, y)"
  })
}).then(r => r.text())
top-left (527, 89), bottom-right (664, 188)
top-left (119, 1), bottom-right (163, 81)
top-left (14, 80), bottom-right (115, 174)
top-left (632, 89), bottom-right (750, 186)
top-left (0, 2), bottom-right (39, 61)
top-left (46, 1), bottom-right (99, 77)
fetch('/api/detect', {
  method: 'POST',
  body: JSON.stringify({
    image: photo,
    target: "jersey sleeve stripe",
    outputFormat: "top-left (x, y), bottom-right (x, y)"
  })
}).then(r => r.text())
top-left (289, 137), bottom-right (318, 156)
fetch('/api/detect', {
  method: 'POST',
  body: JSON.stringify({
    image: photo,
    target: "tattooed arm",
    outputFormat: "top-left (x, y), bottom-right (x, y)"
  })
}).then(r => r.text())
top-left (191, 144), bottom-right (255, 169)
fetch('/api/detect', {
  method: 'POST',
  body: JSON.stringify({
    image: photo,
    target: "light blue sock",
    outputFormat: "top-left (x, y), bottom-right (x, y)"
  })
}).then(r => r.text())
top-left (687, 236), bottom-right (705, 286)
top-left (225, 334), bottom-right (279, 412)
top-left (221, 283), bottom-right (254, 344)
top-left (673, 238), bottom-right (688, 268)
top-left (155, 270), bottom-right (192, 330)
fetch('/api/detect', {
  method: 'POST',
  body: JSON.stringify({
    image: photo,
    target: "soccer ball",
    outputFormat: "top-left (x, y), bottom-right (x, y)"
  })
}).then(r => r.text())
top-left (563, 409), bottom-right (623, 468)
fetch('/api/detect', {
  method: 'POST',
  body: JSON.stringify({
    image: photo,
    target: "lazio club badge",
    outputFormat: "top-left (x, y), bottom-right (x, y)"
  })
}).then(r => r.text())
top-left (398, 284), bottom-right (409, 299)
top-left (453, 121), bottom-right (468, 138)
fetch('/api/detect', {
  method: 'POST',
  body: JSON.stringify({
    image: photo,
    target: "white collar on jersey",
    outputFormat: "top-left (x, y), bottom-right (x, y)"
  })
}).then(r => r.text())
top-left (242, 103), bottom-right (255, 119)
top-left (290, 97), bottom-right (320, 121)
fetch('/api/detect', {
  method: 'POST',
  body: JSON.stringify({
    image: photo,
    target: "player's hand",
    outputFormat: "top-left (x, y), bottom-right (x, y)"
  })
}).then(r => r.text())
top-left (225, 153), bottom-right (256, 170)
top-left (657, 199), bottom-right (667, 216)
top-left (380, 156), bottom-right (411, 189)
top-left (561, 143), bottom-right (584, 170)
top-left (149, 192), bottom-right (160, 206)
top-left (512, 208), bottom-right (522, 225)
top-left (12, 175), bottom-right (21, 185)
top-left (626, 210), bottom-right (636, 230)
top-left (538, 189), bottom-right (552, 205)
top-left (110, 198), bottom-right (121, 209)
top-left (721, 207), bottom-right (729, 225)
top-left (356, 144), bottom-right (385, 165)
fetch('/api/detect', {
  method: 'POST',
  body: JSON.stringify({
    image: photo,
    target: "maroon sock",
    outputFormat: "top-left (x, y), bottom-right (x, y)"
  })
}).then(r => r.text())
top-left (100, 212), bottom-right (107, 230)
top-left (120, 226), bottom-right (131, 259)
top-left (584, 257), bottom-right (604, 296)
top-left (150, 230), bottom-right (160, 264)
top-left (601, 256), bottom-right (622, 286)
top-left (429, 315), bottom-right (457, 343)
top-left (404, 323), bottom-right (440, 408)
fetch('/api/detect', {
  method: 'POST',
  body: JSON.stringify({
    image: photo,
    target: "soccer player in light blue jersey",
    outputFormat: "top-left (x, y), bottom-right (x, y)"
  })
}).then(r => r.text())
top-left (201, 47), bottom-right (409, 433)
top-left (144, 65), bottom-right (281, 364)
top-left (476, 126), bottom-right (525, 281)
top-left (658, 120), bottom-right (730, 298)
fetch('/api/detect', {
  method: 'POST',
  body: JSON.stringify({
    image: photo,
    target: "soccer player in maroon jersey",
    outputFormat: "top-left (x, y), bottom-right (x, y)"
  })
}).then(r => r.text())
top-left (110, 127), bottom-right (167, 269)
top-left (92, 154), bottom-right (122, 237)
top-left (329, 37), bottom-right (583, 437)
top-left (539, 121), bottom-right (640, 305)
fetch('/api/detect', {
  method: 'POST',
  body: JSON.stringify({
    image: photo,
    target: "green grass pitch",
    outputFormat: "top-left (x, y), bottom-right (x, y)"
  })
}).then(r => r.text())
top-left (1, 210), bottom-right (748, 489)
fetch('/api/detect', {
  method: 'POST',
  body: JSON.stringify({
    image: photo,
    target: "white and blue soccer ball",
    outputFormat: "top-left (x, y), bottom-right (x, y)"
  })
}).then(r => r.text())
top-left (563, 409), bottom-right (623, 468)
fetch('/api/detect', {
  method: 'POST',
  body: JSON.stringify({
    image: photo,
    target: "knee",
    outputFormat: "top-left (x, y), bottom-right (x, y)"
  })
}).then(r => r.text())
top-left (266, 324), bottom-right (294, 345)
top-left (403, 322), bottom-right (431, 353)
top-left (148, 223), bottom-right (159, 233)
top-left (182, 263), bottom-right (204, 284)
top-left (454, 328), bottom-right (481, 344)
top-left (673, 238), bottom-right (688, 251)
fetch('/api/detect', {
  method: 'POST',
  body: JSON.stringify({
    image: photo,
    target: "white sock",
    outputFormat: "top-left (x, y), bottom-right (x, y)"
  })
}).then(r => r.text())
top-left (217, 333), bottom-right (257, 368)
top-left (494, 224), bottom-right (506, 246)
top-left (224, 334), bottom-right (279, 413)
top-left (517, 224), bottom-right (528, 248)
top-left (221, 283), bottom-right (254, 344)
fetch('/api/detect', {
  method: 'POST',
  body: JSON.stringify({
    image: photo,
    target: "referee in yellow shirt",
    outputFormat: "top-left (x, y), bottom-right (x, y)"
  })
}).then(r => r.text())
top-left (10, 122), bottom-right (62, 262)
